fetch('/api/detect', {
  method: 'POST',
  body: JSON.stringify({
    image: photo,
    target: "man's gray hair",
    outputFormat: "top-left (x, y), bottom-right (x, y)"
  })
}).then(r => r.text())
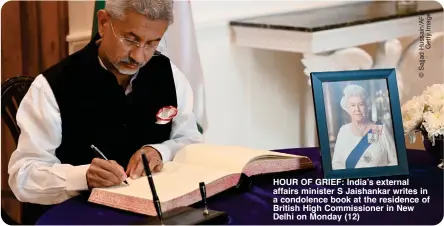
top-left (340, 84), bottom-right (372, 111)
top-left (105, 0), bottom-right (174, 24)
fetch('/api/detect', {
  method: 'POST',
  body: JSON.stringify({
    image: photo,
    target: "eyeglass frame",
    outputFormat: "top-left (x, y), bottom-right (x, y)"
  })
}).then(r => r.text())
top-left (108, 17), bottom-right (166, 56)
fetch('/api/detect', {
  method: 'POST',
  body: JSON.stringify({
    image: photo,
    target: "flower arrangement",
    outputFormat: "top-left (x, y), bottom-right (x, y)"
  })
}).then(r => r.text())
top-left (401, 83), bottom-right (444, 145)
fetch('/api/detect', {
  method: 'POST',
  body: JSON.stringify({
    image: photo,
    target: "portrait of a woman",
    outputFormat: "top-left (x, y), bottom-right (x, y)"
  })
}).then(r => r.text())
top-left (331, 84), bottom-right (398, 170)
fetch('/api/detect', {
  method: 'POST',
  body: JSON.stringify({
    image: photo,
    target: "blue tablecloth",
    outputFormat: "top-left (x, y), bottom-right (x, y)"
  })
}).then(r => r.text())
top-left (37, 148), bottom-right (443, 225)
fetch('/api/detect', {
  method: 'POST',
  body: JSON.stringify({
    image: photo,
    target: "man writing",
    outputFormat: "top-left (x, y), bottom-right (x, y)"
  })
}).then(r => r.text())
top-left (8, 0), bottom-right (203, 221)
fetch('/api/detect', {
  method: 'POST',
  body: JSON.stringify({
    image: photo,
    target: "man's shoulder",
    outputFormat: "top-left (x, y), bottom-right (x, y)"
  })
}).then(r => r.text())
top-left (152, 52), bottom-right (171, 62)
top-left (42, 46), bottom-right (93, 80)
top-left (143, 53), bottom-right (172, 70)
top-left (139, 54), bottom-right (174, 79)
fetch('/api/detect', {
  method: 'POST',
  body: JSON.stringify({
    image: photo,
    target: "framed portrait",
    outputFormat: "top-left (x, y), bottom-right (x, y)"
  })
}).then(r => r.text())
top-left (310, 68), bottom-right (409, 179)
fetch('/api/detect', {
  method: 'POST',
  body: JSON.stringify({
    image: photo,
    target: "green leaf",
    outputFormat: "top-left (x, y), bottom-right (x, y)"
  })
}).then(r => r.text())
top-left (197, 123), bottom-right (203, 134)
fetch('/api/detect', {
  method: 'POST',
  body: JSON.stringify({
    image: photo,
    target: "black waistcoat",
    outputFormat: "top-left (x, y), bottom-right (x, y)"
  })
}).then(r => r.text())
top-left (42, 35), bottom-right (177, 169)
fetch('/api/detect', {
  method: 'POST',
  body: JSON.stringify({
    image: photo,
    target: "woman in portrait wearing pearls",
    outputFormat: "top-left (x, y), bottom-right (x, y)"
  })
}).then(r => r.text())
top-left (331, 84), bottom-right (398, 170)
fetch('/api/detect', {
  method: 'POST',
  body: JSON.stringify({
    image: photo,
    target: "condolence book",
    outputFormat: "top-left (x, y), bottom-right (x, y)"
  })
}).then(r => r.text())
top-left (88, 143), bottom-right (313, 215)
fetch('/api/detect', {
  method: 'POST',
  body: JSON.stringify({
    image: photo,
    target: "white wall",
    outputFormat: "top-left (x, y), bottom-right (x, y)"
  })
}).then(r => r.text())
top-left (68, 1), bottom-right (94, 36)
top-left (67, 1), bottom-right (95, 53)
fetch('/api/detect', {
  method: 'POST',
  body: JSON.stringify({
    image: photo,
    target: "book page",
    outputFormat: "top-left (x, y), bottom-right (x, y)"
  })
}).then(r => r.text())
top-left (93, 161), bottom-right (232, 202)
top-left (172, 143), bottom-right (303, 174)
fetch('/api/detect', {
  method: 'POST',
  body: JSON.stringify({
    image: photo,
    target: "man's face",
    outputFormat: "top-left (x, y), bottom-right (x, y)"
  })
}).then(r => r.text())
top-left (98, 10), bottom-right (168, 75)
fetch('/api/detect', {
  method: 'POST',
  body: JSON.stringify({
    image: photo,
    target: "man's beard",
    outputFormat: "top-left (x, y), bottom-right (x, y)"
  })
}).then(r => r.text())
top-left (107, 53), bottom-right (146, 75)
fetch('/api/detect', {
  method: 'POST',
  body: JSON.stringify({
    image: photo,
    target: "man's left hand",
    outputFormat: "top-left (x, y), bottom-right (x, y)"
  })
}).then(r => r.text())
top-left (126, 146), bottom-right (163, 179)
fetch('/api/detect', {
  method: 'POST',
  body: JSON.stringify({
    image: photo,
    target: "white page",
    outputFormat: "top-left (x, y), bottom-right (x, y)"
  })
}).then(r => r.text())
top-left (93, 161), bottom-right (232, 202)
top-left (172, 143), bottom-right (300, 173)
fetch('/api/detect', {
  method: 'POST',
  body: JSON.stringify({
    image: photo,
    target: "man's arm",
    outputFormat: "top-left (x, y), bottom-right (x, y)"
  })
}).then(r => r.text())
top-left (145, 63), bottom-right (204, 162)
top-left (8, 75), bottom-right (89, 205)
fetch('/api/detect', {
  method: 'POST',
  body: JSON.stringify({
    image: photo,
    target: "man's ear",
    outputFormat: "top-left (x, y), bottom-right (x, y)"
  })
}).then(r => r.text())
top-left (97, 9), bottom-right (110, 37)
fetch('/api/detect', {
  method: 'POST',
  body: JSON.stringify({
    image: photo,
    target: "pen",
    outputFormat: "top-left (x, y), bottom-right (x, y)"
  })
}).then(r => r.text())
top-left (141, 153), bottom-right (163, 223)
top-left (90, 145), bottom-right (128, 185)
top-left (199, 182), bottom-right (209, 215)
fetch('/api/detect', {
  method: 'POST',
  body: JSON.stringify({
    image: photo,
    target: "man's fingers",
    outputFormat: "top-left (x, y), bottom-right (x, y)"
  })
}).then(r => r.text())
top-left (148, 157), bottom-right (162, 171)
top-left (126, 158), bottom-right (134, 175)
top-left (126, 164), bottom-right (133, 176)
top-left (89, 175), bottom-right (115, 188)
top-left (125, 148), bottom-right (164, 179)
top-left (131, 161), bottom-right (145, 179)
top-left (91, 158), bottom-right (125, 183)
top-left (126, 156), bottom-right (138, 175)
top-left (149, 156), bottom-right (163, 172)
top-left (93, 176), bottom-right (116, 187)
top-left (98, 160), bottom-right (126, 181)
top-left (153, 162), bottom-right (163, 172)
top-left (144, 150), bottom-right (160, 159)
top-left (128, 154), bottom-right (142, 176)
top-left (131, 156), bottom-right (162, 178)
top-left (148, 159), bottom-right (156, 170)
top-left (131, 152), bottom-right (153, 178)
top-left (110, 160), bottom-right (127, 180)
top-left (88, 167), bottom-right (120, 188)
top-left (92, 158), bottom-right (108, 166)
top-left (94, 165), bottom-right (122, 184)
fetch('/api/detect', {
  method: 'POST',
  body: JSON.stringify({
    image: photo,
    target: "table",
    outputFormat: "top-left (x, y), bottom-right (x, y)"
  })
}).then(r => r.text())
top-left (37, 148), bottom-right (443, 225)
top-left (230, 1), bottom-right (443, 54)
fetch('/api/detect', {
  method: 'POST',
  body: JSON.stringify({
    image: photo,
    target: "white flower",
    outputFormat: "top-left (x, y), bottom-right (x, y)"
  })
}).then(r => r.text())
top-left (422, 83), bottom-right (444, 113)
top-left (401, 95), bottom-right (424, 133)
top-left (423, 107), bottom-right (444, 138)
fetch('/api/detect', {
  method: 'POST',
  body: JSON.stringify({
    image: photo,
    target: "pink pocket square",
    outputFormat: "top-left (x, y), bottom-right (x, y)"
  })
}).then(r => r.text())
top-left (156, 106), bottom-right (178, 124)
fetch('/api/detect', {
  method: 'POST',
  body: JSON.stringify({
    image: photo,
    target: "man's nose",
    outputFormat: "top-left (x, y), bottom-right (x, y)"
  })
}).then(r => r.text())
top-left (130, 47), bottom-right (145, 64)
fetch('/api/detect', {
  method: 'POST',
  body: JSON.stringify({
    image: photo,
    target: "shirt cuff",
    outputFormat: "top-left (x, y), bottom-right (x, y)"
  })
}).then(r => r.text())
top-left (66, 164), bottom-right (89, 191)
top-left (144, 144), bottom-right (172, 162)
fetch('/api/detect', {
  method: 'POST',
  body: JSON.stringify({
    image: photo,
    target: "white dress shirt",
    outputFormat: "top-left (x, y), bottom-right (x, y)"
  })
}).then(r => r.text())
top-left (8, 60), bottom-right (203, 205)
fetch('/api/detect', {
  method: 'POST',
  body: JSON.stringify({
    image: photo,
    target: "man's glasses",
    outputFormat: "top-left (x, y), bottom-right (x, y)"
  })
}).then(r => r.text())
top-left (110, 19), bottom-right (166, 56)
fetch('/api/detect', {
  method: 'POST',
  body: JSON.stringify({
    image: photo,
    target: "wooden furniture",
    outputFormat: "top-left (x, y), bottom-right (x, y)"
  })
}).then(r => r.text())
top-left (230, 1), bottom-right (443, 54)
top-left (1, 76), bottom-right (35, 224)
top-left (1, 1), bottom-right (69, 223)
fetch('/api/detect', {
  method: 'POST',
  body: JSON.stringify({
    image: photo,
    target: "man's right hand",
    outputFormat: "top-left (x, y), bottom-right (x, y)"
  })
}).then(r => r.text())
top-left (86, 158), bottom-right (127, 188)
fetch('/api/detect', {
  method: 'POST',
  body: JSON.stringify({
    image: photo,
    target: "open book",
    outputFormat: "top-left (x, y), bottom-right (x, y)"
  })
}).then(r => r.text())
top-left (88, 144), bottom-right (313, 215)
